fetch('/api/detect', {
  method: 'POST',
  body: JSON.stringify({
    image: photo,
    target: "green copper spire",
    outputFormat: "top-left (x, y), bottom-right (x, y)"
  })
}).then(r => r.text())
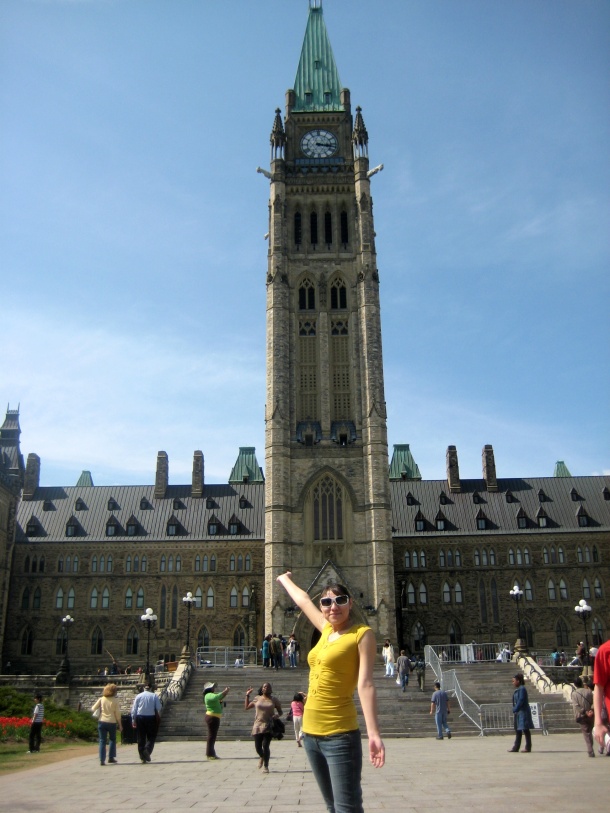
top-left (389, 445), bottom-right (422, 481)
top-left (553, 460), bottom-right (572, 477)
top-left (229, 447), bottom-right (264, 484)
top-left (293, 2), bottom-right (343, 112)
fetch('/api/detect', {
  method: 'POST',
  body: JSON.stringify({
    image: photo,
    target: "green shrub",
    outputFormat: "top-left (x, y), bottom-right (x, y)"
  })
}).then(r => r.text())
top-left (0, 687), bottom-right (97, 741)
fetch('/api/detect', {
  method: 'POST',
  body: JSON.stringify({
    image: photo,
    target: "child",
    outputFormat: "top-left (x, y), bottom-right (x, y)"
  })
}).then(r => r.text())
top-left (28, 693), bottom-right (44, 753)
top-left (291, 692), bottom-right (306, 746)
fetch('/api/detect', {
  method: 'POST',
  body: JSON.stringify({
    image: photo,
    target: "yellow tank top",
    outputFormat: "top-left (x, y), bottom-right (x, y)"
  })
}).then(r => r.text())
top-left (303, 622), bottom-right (370, 736)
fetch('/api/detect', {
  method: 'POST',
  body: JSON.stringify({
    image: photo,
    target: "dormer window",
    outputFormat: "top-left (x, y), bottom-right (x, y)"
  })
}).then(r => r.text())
top-left (127, 522), bottom-right (137, 536)
top-left (108, 498), bottom-right (118, 511)
top-left (538, 489), bottom-right (547, 503)
top-left (239, 496), bottom-right (248, 509)
top-left (167, 522), bottom-right (177, 536)
top-left (324, 90), bottom-right (332, 105)
top-left (603, 487), bottom-right (610, 501)
top-left (505, 491), bottom-right (514, 504)
top-left (206, 498), bottom-right (215, 510)
top-left (229, 523), bottom-right (238, 535)
top-left (477, 518), bottom-right (487, 530)
top-left (439, 492), bottom-right (448, 506)
top-left (173, 498), bottom-right (183, 510)
top-left (66, 522), bottom-right (77, 537)
top-left (208, 522), bottom-right (218, 536)
top-left (538, 515), bottom-right (548, 528)
top-left (577, 506), bottom-right (589, 527)
top-left (140, 497), bottom-right (150, 510)
top-left (43, 500), bottom-right (53, 512)
top-left (106, 522), bottom-right (117, 537)
top-left (26, 521), bottom-right (38, 536)
top-left (75, 498), bottom-right (86, 511)
top-left (473, 492), bottom-right (481, 504)
top-left (570, 488), bottom-right (580, 502)
top-left (518, 516), bottom-right (527, 529)
top-left (406, 492), bottom-right (416, 507)
top-left (305, 91), bottom-right (313, 105)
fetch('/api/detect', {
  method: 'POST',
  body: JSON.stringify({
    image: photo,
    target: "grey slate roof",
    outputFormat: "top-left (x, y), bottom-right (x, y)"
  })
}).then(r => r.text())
top-left (16, 483), bottom-right (266, 544)
top-left (390, 476), bottom-right (610, 538)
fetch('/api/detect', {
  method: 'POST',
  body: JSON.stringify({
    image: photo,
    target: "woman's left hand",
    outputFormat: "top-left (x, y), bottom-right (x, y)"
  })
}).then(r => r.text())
top-left (368, 734), bottom-right (385, 768)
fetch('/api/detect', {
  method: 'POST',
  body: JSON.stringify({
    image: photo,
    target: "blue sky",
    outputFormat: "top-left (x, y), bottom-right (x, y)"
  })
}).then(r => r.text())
top-left (1, 0), bottom-right (608, 487)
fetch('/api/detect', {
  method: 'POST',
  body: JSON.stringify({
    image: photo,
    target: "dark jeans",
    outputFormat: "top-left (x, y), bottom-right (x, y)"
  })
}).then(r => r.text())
top-left (253, 732), bottom-right (272, 767)
top-left (303, 729), bottom-right (363, 813)
top-left (136, 715), bottom-right (158, 760)
top-left (29, 722), bottom-right (42, 752)
top-left (205, 714), bottom-right (220, 757)
top-left (98, 721), bottom-right (117, 764)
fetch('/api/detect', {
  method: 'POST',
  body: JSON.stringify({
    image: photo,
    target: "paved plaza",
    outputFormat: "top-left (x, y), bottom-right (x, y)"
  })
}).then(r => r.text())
top-left (0, 733), bottom-right (606, 812)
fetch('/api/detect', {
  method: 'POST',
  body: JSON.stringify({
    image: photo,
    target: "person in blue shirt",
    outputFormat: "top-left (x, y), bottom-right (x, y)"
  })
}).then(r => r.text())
top-left (508, 673), bottom-right (534, 753)
top-left (430, 682), bottom-right (452, 740)
top-left (131, 684), bottom-right (161, 763)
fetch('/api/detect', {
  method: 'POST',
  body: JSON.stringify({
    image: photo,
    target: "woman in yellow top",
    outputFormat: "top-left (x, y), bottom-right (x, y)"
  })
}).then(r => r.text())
top-left (277, 571), bottom-right (384, 813)
top-left (91, 683), bottom-right (123, 766)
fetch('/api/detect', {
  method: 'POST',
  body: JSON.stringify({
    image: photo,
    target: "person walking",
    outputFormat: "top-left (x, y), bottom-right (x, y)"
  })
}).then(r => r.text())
top-left (430, 681), bottom-right (452, 740)
top-left (396, 650), bottom-right (411, 692)
top-left (291, 692), bottom-right (306, 746)
top-left (382, 639), bottom-right (395, 678)
top-left (27, 693), bottom-right (44, 754)
top-left (203, 681), bottom-right (230, 760)
top-left (270, 634), bottom-right (282, 670)
top-left (277, 571), bottom-right (384, 813)
top-left (508, 673), bottom-right (533, 753)
top-left (244, 682), bottom-right (282, 773)
top-left (571, 676), bottom-right (595, 757)
top-left (131, 682), bottom-right (161, 763)
top-left (91, 683), bottom-right (123, 765)
top-left (415, 655), bottom-right (426, 693)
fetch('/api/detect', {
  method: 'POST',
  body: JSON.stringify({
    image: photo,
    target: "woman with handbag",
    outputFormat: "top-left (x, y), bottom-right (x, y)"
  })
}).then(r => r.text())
top-left (91, 683), bottom-right (122, 766)
top-left (571, 676), bottom-right (595, 757)
top-left (244, 682), bottom-right (282, 773)
top-left (508, 673), bottom-right (534, 753)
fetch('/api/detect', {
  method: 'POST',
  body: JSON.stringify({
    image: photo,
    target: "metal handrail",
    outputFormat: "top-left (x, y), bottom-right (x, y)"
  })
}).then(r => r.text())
top-left (196, 646), bottom-right (259, 668)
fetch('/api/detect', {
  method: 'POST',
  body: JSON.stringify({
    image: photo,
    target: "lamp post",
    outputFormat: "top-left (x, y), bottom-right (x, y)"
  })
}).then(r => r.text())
top-left (140, 607), bottom-right (157, 684)
top-left (56, 614), bottom-right (74, 684)
top-left (180, 591), bottom-right (195, 663)
top-left (509, 585), bottom-right (526, 653)
top-left (574, 599), bottom-right (592, 676)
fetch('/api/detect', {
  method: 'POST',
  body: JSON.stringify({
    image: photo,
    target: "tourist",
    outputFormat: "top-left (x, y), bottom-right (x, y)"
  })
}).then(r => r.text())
top-left (261, 635), bottom-right (271, 668)
top-left (286, 634), bottom-right (299, 668)
top-left (277, 571), bottom-right (384, 813)
top-left (593, 639), bottom-right (610, 753)
top-left (27, 693), bottom-right (44, 754)
top-left (131, 682), bottom-right (161, 763)
top-left (382, 639), bottom-right (395, 677)
top-left (92, 683), bottom-right (122, 765)
top-left (291, 692), bottom-right (306, 746)
top-left (415, 655), bottom-right (426, 692)
top-left (203, 681), bottom-right (230, 760)
top-left (430, 681), bottom-right (451, 740)
top-left (244, 682), bottom-right (282, 773)
top-left (396, 650), bottom-right (411, 692)
top-left (571, 676), bottom-right (595, 757)
top-left (508, 673), bottom-right (533, 753)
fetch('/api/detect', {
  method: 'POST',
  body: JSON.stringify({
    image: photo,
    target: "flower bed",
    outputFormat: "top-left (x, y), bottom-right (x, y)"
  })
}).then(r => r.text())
top-left (0, 716), bottom-right (72, 740)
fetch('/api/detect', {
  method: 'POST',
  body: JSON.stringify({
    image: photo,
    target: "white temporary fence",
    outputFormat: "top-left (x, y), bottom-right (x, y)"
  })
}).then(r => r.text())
top-left (428, 641), bottom-right (512, 664)
top-left (196, 646), bottom-right (259, 668)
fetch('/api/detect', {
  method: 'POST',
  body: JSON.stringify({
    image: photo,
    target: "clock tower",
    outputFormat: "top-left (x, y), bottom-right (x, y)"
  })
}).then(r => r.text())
top-left (263, 1), bottom-right (395, 646)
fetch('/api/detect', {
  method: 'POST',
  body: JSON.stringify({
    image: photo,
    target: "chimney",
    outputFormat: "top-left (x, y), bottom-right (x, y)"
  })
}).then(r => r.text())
top-left (446, 446), bottom-right (461, 493)
top-left (192, 450), bottom-right (204, 498)
top-left (22, 453), bottom-right (40, 501)
top-left (154, 451), bottom-right (168, 499)
top-left (482, 444), bottom-right (498, 491)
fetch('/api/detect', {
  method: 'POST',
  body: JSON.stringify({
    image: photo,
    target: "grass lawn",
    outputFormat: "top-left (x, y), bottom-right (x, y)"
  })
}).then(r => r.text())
top-left (0, 739), bottom-right (97, 774)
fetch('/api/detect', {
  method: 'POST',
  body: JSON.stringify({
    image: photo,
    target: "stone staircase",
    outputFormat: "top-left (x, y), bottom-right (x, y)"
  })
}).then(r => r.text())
top-left (157, 661), bottom-right (576, 742)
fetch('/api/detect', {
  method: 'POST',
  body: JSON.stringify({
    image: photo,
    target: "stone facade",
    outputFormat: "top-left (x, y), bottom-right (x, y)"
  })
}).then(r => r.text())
top-left (1, 7), bottom-right (609, 675)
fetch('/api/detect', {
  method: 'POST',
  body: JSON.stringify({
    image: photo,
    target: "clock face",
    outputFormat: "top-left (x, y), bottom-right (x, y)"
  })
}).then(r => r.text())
top-left (300, 129), bottom-right (339, 159)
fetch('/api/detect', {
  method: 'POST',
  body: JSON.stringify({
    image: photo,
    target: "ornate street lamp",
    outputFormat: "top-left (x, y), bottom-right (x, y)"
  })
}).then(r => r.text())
top-left (574, 599), bottom-right (592, 674)
top-left (56, 614), bottom-right (74, 684)
top-left (509, 584), bottom-right (525, 652)
top-left (140, 607), bottom-right (157, 684)
top-left (181, 591), bottom-right (195, 662)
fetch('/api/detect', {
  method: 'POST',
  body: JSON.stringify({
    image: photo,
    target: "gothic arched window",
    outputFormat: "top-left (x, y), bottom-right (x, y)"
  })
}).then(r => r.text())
top-left (313, 475), bottom-right (344, 541)
top-left (91, 626), bottom-right (103, 655)
top-left (299, 278), bottom-right (315, 310)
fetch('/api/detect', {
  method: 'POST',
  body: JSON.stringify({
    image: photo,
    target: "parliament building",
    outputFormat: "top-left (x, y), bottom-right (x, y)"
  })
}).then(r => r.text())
top-left (1, 3), bottom-right (608, 674)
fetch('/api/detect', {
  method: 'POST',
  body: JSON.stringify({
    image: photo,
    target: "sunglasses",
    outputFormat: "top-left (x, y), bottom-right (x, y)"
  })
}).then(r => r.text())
top-left (320, 595), bottom-right (350, 608)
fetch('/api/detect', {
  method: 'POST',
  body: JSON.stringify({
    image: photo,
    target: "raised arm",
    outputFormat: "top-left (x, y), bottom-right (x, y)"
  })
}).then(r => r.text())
top-left (357, 629), bottom-right (385, 768)
top-left (276, 571), bottom-right (325, 632)
top-left (593, 683), bottom-right (608, 746)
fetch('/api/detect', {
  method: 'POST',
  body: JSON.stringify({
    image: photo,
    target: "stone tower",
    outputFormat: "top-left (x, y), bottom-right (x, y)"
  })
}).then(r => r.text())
top-left (264, 2), bottom-right (395, 646)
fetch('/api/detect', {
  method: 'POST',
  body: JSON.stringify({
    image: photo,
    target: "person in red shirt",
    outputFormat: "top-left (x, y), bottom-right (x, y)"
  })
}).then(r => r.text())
top-left (593, 639), bottom-right (610, 750)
